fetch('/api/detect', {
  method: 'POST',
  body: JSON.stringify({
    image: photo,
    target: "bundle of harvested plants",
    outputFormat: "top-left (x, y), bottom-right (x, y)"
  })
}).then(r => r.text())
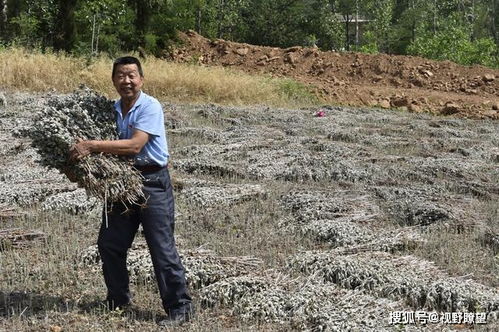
top-left (27, 87), bottom-right (145, 206)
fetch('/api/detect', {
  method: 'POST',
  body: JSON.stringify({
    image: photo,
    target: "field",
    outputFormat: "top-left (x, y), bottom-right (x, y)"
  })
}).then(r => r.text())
top-left (0, 86), bottom-right (498, 331)
top-left (0, 35), bottom-right (499, 331)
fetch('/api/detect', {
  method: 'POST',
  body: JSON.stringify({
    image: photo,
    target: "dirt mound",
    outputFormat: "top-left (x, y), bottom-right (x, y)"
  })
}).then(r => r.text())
top-left (172, 30), bottom-right (499, 119)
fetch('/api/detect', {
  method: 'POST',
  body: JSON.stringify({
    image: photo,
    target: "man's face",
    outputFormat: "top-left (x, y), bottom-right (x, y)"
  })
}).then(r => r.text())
top-left (112, 64), bottom-right (144, 101)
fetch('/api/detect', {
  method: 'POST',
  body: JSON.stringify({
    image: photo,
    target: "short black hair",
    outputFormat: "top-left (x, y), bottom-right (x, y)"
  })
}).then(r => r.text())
top-left (112, 56), bottom-right (144, 78)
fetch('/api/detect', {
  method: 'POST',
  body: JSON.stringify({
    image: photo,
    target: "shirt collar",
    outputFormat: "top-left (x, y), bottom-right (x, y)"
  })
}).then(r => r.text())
top-left (114, 90), bottom-right (145, 115)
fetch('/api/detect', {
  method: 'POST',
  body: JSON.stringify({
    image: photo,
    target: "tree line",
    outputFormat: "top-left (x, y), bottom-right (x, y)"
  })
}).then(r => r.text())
top-left (0, 0), bottom-right (497, 67)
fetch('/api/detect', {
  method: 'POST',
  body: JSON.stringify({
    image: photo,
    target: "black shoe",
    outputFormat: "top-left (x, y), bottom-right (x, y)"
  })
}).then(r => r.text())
top-left (157, 312), bottom-right (191, 327)
top-left (106, 299), bottom-right (132, 311)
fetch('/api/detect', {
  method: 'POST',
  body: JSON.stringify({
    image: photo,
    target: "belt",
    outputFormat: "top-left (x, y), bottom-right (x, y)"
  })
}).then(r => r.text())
top-left (133, 164), bottom-right (166, 172)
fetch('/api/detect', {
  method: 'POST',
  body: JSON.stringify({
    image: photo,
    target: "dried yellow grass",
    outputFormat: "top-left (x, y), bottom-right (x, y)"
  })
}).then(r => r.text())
top-left (0, 48), bottom-right (317, 107)
top-left (0, 48), bottom-right (82, 92)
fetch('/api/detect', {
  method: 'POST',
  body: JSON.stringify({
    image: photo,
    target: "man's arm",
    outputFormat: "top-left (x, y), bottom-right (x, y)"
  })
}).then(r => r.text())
top-left (69, 129), bottom-right (149, 161)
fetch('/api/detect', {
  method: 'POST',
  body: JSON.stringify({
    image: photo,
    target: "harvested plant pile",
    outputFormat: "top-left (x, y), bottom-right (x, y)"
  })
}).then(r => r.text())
top-left (200, 274), bottom-right (424, 331)
top-left (80, 243), bottom-right (263, 289)
top-left (26, 88), bottom-right (144, 205)
top-left (41, 189), bottom-right (98, 214)
top-left (0, 228), bottom-right (46, 250)
top-left (2, 93), bottom-right (499, 330)
top-left (178, 178), bottom-right (266, 208)
top-left (288, 251), bottom-right (499, 313)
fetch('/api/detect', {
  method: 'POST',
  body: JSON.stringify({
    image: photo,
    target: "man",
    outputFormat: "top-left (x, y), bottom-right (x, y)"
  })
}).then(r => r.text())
top-left (70, 56), bottom-right (193, 326)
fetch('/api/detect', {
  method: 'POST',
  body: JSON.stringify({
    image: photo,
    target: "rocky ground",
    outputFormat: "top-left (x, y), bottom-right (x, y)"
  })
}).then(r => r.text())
top-left (0, 91), bottom-right (498, 331)
top-left (170, 30), bottom-right (499, 119)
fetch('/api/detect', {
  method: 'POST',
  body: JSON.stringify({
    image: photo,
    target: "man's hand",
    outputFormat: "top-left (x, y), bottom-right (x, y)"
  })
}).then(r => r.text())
top-left (68, 130), bottom-right (149, 160)
top-left (69, 138), bottom-right (94, 161)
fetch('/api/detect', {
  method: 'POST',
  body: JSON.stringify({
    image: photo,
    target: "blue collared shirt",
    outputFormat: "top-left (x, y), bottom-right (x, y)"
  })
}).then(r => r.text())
top-left (114, 91), bottom-right (169, 167)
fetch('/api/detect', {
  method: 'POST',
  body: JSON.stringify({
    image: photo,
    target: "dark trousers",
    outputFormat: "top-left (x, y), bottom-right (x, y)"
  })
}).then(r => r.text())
top-left (97, 167), bottom-right (192, 314)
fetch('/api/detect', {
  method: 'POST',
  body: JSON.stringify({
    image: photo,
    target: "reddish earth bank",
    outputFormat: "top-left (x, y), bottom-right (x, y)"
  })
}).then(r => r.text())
top-left (171, 30), bottom-right (499, 119)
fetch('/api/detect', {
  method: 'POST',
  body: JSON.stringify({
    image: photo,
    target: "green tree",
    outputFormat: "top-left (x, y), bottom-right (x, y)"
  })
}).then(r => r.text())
top-left (1, 0), bottom-right (497, 68)
top-left (0, 0), bottom-right (6, 41)
top-left (127, 0), bottom-right (174, 48)
top-left (241, 0), bottom-right (306, 47)
top-left (185, 0), bottom-right (253, 42)
top-left (388, 0), bottom-right (428, 53)
top-left (493, 0), bottom-right (499, 45)
top-left (75, 0), bottom-right (134, 55)
top-left (53, 0), bottom-right (77, 52)
top-left (214, 0), bottom-right (249, 39)
top-left (407, 14), bottom-right (498, 67)
top-left (362, 0), bottom-right (394, 52)
top-left (8, 0), bottom-right (58, 48)
top-left (337, 0), bottom-right (358, 50)
top-left (292, 0), bottom-right (343, 50)
top-left (3, 0), bottom-right (24, 43)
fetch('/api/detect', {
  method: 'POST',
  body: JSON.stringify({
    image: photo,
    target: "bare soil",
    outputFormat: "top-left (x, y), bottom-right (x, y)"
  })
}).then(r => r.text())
top-left (171, 30), bottom-right (499, 119)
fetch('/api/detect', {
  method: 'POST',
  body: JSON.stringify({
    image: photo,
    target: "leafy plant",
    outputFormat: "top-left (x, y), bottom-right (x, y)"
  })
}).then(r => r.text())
top-left (276, 78), bottom-right (319, 105)
top-left (407, 23), bottom-right (498, 68)
top-left (358, 31), bottom-right (378, 54)
top-left (9, 13), bottom-right (41, 47)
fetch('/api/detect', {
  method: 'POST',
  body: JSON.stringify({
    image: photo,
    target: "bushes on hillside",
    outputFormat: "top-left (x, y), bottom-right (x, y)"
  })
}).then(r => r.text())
top-left (408, 25), bottom-right (498, 68)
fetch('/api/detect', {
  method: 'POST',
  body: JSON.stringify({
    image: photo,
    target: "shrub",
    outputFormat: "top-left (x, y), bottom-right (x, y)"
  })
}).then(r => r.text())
top-left (407, 25), bottom-right (498, 68)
